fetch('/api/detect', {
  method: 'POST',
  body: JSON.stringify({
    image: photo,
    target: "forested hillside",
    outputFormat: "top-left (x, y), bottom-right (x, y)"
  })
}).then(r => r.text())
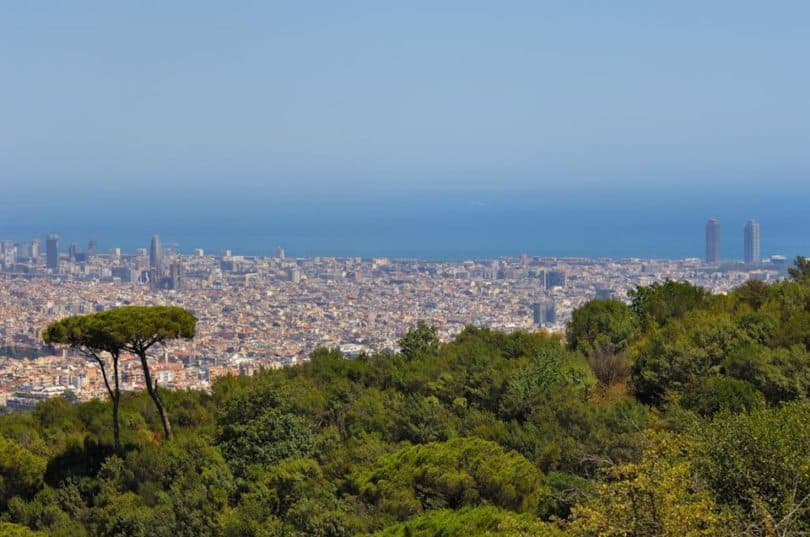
top-left (1, 260), bottom-right (810, 536)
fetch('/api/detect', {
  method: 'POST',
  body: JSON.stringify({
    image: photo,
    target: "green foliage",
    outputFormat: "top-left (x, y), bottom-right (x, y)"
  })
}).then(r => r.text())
top-left (539, 471), bottom-right (591, 520)
top-left (368, 506), bottom-right (566, 536)
top-left (102, 305), bottom-right (197, 346)
top-left (43, 315), bottom-right (123, 355)
top-left (354, 438), bottom-right (545, 520)
top-left (722, 344), bottom-right (810, 403)
top-left (128, 437), bottom-right (233, 535)
top-left (499, 389), bottom-right (649, 477)
top-left (5, 486), bottom-right (89, 537)
top-left (217, 406), bottom-right (315, 477)
top-left (789, 255), bottom-right (810, 281)
top-left (680, 376), bottom-right (765, 417)
top-left (224, 458), bottom-right (361, 537)
top-left (388, 393), bottom-right (457, 444)
top-left (0, 436), bottom-right (46, 509)
top-left (43, 313), bottom-right (127, 451)
top-left (567, 299), bottom-right (639, 356)
top-left (734, 279), bottom-right (772, 311)
top-left (0, 522), bottom-right (47, 536)
top-left (397, 321), bottom-right (439, 360)
top-left (43, 306), bottom-right (196, 354)
top-left (5, 274), bottom-right (810, 536)
top-left (499, 344), bottom-right (594, 422)
top-left (630, 310), bottom-right (749, 405)
top-left (568, 432), bottom-right (732, 537)
top-left (43, 306), bottom-right (198, 444)
top-left (697, 401), bottom-right (810, 534)
top-left (736, 311), bottom-right (778, 345)
top-left (628, 279), bottom-right (710, 329)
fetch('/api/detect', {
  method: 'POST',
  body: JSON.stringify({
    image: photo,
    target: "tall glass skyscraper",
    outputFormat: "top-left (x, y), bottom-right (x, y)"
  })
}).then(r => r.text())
top-left (46, 234), bottom-right (59, 269)
top-left (705, 219), bottom-right (720, 263)
top-left (150, 234), bottom-right (163, 270)
top-left (744, 219), bottom-right (761, 264)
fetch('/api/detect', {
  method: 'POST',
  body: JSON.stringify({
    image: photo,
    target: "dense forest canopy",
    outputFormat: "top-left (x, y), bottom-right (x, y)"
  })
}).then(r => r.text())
top-left (1, 258), bottom-right (810, 536)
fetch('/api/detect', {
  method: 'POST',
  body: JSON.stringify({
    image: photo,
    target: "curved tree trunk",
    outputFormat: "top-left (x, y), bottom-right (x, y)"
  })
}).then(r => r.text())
top-left (95, 356), bottom-right (122, 452)
top-left (112, 354), bottom-right (121, 451)
top-left (138, 353), bottom-right (173, 440)
top-left (112, 394), bottom-right (121, 451)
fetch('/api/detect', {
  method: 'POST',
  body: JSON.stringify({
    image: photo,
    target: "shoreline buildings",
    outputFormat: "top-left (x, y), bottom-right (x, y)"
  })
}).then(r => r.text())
top-left (0, 229), bottom-right (792, 411)
top-left (744, 219), bottom-right (761, 264)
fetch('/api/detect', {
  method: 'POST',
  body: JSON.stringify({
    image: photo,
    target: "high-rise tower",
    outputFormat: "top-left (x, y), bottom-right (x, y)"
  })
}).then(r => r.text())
top-left (46, 234), bottom-right (59, 269)
top-left (531, 299), bottom-right (556, 326)
top-left (149, 235), bottom-right (163, 270)
top-left (705, 219), bottom-right (720, 263)
top-left (744, 219), bottom-right (761, 264)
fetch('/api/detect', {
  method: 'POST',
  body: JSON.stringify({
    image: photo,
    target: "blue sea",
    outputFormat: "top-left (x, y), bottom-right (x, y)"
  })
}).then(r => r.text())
top-left (2, 183), bottom-right (809, 260)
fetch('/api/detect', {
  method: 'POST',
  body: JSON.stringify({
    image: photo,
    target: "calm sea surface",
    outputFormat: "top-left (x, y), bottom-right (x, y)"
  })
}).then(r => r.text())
top-left (2, 185), bottom-right (808, 260)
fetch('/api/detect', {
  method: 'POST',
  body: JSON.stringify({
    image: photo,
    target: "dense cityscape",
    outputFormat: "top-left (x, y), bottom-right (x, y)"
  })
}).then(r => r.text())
top-left (4, 2), bottom-right (810, 533)
top-left (0, 217), bottom-right (788, 411)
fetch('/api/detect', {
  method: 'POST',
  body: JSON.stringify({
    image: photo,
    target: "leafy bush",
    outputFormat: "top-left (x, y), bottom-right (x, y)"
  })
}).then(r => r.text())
top-left (368, 506), bottom-right (566, 536)
top-left (354, 438), bottom-right (545, 520)
top-left (697, 402), bottom-right (810, 533)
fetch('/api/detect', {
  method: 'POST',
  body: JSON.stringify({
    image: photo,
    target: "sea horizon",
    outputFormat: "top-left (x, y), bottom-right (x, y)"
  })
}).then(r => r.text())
top-left (2, 182), bottom-right (808, 261)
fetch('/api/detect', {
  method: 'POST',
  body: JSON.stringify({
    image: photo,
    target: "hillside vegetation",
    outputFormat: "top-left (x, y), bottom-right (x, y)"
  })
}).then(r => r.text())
top-left (1, 260), bottom-right (810, 536)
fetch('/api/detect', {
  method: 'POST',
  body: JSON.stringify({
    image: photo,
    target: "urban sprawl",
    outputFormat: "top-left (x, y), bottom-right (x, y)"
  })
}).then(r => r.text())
top-left (0, 218), bottom-right (787, 411)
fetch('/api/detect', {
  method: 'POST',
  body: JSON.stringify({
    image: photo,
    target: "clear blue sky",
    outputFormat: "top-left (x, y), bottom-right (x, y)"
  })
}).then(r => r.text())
top-left (2, 1), bottom-right (809, 195)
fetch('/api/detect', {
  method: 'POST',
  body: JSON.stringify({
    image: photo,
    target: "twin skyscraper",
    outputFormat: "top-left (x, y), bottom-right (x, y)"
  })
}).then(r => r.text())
top-left (705, 218), bottom-right (760, 264)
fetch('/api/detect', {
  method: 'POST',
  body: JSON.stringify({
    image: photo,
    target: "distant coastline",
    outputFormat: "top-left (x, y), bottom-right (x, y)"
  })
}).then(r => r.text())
top-left (2, 186), bottom-right (808, 261)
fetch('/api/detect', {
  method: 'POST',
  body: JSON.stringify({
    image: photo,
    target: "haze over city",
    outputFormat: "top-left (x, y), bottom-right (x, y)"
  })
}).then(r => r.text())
top-left (3, 2), bottom-right (809, 260)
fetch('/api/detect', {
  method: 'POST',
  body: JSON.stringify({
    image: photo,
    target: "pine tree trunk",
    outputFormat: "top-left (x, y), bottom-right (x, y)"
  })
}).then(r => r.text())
top-left (112, 354), bottom-right (121, 451)
top-left (150, 382), bottom-right (173, 441)
top-left (139, 353), bottom-right (173, 440)
top-left (96, 356), bottom-right (122, 451)
top-left (112, 395), bottom-right (121, 451)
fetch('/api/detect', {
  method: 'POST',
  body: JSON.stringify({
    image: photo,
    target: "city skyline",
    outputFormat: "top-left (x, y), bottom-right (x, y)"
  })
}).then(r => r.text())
top-left (0, 221), bottom-right (786, 265)
top-left (0, 239), bottom-right (789, 411)
top-left (705, 217), bottom-right (767, 264)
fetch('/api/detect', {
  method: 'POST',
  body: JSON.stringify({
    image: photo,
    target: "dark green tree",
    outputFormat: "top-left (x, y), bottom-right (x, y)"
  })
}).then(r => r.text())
top-left (681, 376), bottom-right (765, 416)
top-left (216, 406), bottom-right (315, 476)
top-left (370, 505), bottom-right (566, 536)
top-left (734, 279), bottom-right (772, 311)
top-left (698, 401), bottom-right (810, 533)
top-left (628, 279), bottom-right (710, 329)
top-left (125, 437), bottom-right (234, 537)
top-left (353, 437), bottom-right (545, 519)
top-left (788, 255), bottom-right (810, 281)
top-left (631, 310), bottom-right (748, 405)
top-left (722, 344), bottom-right (810, 403)
top-left (0, 436), bottom-right (47, 509)
top-left (567, 299), bottom-right (638, 356)
top-left (107, 306), bottom-right (197, 441)
top-left (398, 321), bottom-right (440, 360)
top-left (43, 314), bottom-right (126, 451)
top-left (0, 522), bottom-right (47, 536)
